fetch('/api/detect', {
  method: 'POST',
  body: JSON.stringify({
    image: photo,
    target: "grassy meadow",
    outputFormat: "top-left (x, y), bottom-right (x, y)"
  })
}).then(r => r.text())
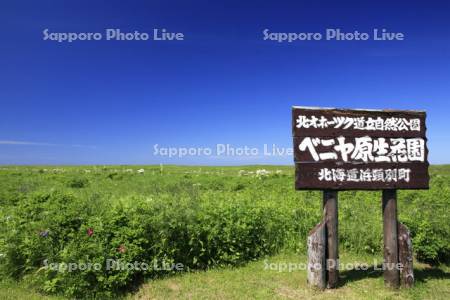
top-left (0, 165), bottom-right (448, 299)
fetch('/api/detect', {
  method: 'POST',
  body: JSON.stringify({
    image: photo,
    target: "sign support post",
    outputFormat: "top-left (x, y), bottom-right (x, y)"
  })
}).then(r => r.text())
top-left (382, 189), bottom-right (400, 288)
top-left (323, 190), bottom-right (339, 288)
top-left (294, 106), bottom-right (428, 290)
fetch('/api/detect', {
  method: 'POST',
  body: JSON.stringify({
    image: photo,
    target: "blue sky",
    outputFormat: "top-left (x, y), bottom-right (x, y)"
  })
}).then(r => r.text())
top-left (1, 0), bottom-right (449, 165)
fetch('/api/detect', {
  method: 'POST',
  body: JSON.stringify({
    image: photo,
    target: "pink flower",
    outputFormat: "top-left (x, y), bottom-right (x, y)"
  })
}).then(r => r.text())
top-left (117, 244), bottom-right (126, 253)
top-left (87, 227), bottom-right (94, 237)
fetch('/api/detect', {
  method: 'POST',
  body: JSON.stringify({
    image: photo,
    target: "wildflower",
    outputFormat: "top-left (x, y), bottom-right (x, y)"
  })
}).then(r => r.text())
top-left (39, 230), bottom-right (49, 237)
top-left (117, 244), bottom-right (127, 253)
top-left (256, 169), bottom-right (270, 178)
top-left (87, 227), bottom-right (94, 237)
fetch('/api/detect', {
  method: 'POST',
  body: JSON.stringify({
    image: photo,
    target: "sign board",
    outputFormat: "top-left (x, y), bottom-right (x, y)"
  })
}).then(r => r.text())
top-left (292, 106), bottom-right (429, 190)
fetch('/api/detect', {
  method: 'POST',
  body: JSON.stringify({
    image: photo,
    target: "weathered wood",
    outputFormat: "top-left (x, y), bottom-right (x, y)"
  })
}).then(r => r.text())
top-left (294, 162), bottom-right (429, 190)
top-left (292, 106), bottom-right (426, 138)
top-left (382, 190), bottom-right (400, 288)
top-left (293, 136), bottom-right (429, 163)
top-left (398, 222), bottom-right (414, 288)
top-left (323, 190), bottom-right (339, 288)
top-left (307, 221), bottom-right (326, 289)
top-left (292, 106), bottom-right (429, 191)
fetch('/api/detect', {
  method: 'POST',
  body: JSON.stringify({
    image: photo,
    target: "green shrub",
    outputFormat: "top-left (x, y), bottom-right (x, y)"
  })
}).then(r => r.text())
top-left (0, 190), bottom-right (292, 298)
top-left (0, 166), bottom-right (448, 299)
top-left (66, 177), bottom-right (89, 188)
top-left (400, 175), bottom-right (450, 264)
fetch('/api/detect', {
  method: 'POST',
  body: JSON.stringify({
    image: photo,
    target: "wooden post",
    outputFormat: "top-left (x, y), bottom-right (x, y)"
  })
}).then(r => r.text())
top-left (398, 222), bottom-right (414, 287)
top-left (323, 190), bottom-right (339, 288)
top-left (382, 190), bottom-right (400, 288)
top-left (307, 221), bottom-right (326, 289)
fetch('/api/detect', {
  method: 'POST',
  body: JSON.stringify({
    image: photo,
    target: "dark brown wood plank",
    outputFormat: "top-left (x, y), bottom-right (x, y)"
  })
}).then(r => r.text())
top-left (323, 191), bottom-right (339, 288)
top-left (295, 162), bottom-right (429, 190)
top-left (382, 190), bottom-right (400, 288)
top-left (292, 107), bottom-right (426, 138)
top-left (292, 106), bottom-right (429, 190)
top-left (293, 136), bottom-right (428, 163)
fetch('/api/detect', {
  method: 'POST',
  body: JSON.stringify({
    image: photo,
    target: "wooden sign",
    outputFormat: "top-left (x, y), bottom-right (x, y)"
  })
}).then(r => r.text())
top-left (293, 106), bottom-right (429, 190)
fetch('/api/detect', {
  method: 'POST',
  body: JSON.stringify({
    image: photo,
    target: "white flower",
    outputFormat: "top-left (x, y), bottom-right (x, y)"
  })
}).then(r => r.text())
top-left (256, 169), bottom-right (270, 177)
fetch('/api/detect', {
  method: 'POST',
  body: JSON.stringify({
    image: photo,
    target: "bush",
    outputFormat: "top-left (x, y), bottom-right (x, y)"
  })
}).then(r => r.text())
top-left (400, 175), bottom-right (450, 264)
top-left (66, 177), bottom-right (89, 188)
top-left (0, 191), bottom-right (291, 298)
top-left (0, 166), bottom-right (448, 298)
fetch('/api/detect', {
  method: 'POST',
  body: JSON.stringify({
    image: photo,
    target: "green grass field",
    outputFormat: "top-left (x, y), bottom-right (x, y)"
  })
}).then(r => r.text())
top-left (0, 165), bottom-right (448, 299)
top-left (1, 252), bottom-right (449, 300)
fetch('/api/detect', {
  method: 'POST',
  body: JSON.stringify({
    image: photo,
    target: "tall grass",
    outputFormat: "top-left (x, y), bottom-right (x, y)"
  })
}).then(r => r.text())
top-left (0, 166), bottom-right (448, 298)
